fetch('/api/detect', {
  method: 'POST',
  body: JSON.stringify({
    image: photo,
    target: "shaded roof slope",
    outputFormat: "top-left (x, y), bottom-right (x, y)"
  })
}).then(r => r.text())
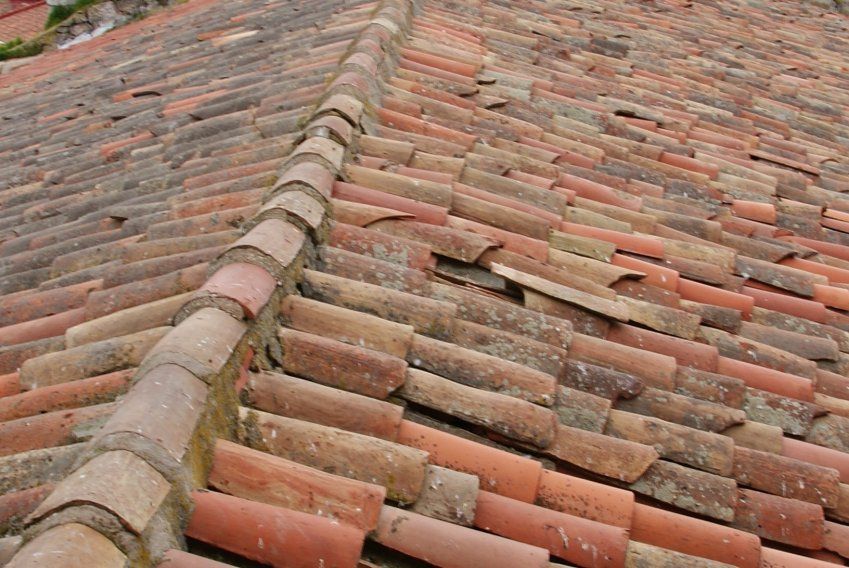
top-left (5, 0), bottom-right (849, 566)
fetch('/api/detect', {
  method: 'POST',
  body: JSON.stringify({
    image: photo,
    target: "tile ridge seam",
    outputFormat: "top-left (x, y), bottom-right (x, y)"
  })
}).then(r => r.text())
top-left (7, 0), bottom-right (416, 565)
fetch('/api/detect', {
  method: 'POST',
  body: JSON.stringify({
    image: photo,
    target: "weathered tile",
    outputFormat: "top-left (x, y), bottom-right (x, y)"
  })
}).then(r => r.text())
top-left (209, 439), bottom-right (384, 532)
top-left (411, 465), bottom-right (478, 526)
top-left (5, 523), bottom-right (125, 568)
top-left (278, 327), bottom-right (407, 399)
top-left (244, 371), bottom-right (403, 441)
top-left (397, 419), bottom-right (541, 503)
top-left (379, 503), bottom-right (551, 567)
top-left (29, 450), bottom-right (170, 535)
top-left (243, 409), bottom-right (427, 504)
top-left (399, 368), bottom-right (557, 447)
top-left (186, 490), bottom-right (365, 568)
top-left (138, 308), bottom-right (246, 383)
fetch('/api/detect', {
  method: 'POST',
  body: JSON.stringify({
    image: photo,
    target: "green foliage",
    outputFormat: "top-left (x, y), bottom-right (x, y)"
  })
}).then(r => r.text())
top-left (45, 0), bottom-right (99, 29)
top-left (0, 37), bottom-right (43, 61)
top-left (45, 5), bottom-right (73, 28)
top-left (0, 37), bottom-right (22, 51)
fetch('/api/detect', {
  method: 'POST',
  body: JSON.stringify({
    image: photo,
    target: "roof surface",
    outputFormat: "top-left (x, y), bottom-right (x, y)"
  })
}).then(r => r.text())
top-left (2, 0), bottom-right (849, 566)
top-left (0, 1), bottom-right (46, 42)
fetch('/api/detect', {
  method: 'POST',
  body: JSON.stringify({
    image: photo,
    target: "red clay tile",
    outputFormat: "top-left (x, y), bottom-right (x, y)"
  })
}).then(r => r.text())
top-left (329, 222), bottom-right (432, 269)
top-left (705, 328), bottom-right (817, 380)
top-left (245, 370), bottom-right (403, 441)
top-left (220, 218), bottom-right (306, 278)
top-left (410, 464), bottom-right (479, 526)
top-left (186, 490), bottom-right (365, 568)
top-left (396, 419), bottom-right (541, 502)
top-left (157, 550), bottom-right (233, 568)
top-left (535, 469), bottom-right (633, 528)
top-left (741, 285), bottom-right (827, 323)
top-left (374, 504), bottom-right (549, 568)
top-left (474, 490), bottom-right (628, 567)
top-left (452, 181), bottom-right (561, 225)
top-left (248, 410), bottom-right (427, 504)
top-left (371, 218), bottom-right (498, 263)
top-left (732, 200), bottom-right (777, 224)
top-left (733, 488), bottom-right (824, 549)
top-left (0, 373), bottom-right (19, 398)
top-left (568, 333), bottom-right (677, 390)
top-left (611, 253), bottom-right (679, 291)
top-left (0, 484), bottom-right (53, 532)
top-left (400, 368), bottom-right (557, 447)
top-left (139, 308), bottom-right (246, 383)
top-left (606, 323), bottom-right (718, 371)
top-left (678, 278), bottom-right (754, 316)
top-left (561, 223), bottom-right (664, 259)
top-left (192, 262), bottom-right (277, 319)
top-left (0, 368), bottom-right (131, 422)
top-left (760, 546), bottom-right (837, 568)
top-left (0, 280), bottom-right (101, 328)
top-left (407, 333), bottom-right (557, 405)
top-left (815, 369), bottom-right (849, 402)
top-left (493, 263), bottom-right (628, 321)
top-left (546, 423), bottom-right (658, 483)
top-left (617, 386), bottom-right (746, 432)
top-left (29, 449), bottom-right (170, 535)
top-left (717, 356), bottom-right (814, 402)
top-left (731, 443), bottom-right (840, 508)
top-left (605, 410), bottom-right (734, 476)
top-left (5, 523), bottom-right (126, 567)
top-left (273, 160), bottom-right (336, 200)
top-left (91, 363), bottom-right (208, 471)
top-left (630, 504), bottom-right (761, 568)
top-left (813, 284), bottom-right (849, 311)
top-left (400, 48), bottom-right (478, 77)
top-left (344, 164), bottom-right (452, 208)
top-left (445, 216), bottom-right (550, 261)
top-left (631, 459), bottom-right (737, 521)
top-left (332, 199), bottom-right (414, 227)
top-left (281, 295), bottom-right (414, 359)
top-left (85, 264), bottom-right (208, 320)
top-left (209, 439), bottom-right (385, 532)
top-left (783, 437), bottom-right (849, 484)
top-left (19, 327), bottom-right (167, 390)
top-left (378, 107), bottom-right (477, 147)
top-left (69, 293), bottom-right (191, 348)
top-left (823, 521), bottom-right (849, 560)
top-left (0, 308), bottom-right (86, 346)
top-left (560, 360), bottom-right (643, 401)
top-left (738, 321), bottom-right (839, 363)
top-left (333, 181), bottom-right (449, 225)
top-left (278, 327), bottom-right (407, 399)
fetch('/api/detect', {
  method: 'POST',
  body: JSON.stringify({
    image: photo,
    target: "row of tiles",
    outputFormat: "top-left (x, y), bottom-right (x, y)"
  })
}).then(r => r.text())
top-left (5, 0), bottom-right (849, 565)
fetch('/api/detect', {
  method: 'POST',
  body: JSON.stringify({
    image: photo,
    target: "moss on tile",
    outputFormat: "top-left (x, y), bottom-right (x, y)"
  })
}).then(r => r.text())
top-left (44, 0), bottom-right (99, 29)
top-left (0, 37), bottom-right (43, 61)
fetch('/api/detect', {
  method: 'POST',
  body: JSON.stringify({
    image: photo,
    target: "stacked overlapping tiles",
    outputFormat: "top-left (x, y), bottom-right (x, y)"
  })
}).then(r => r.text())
top-left (5, 0), bottom-right (849, 566)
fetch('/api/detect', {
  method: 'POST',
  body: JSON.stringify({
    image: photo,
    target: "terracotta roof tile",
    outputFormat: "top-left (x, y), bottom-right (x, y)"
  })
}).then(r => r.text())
top-left (6, 0), bottom-right (849, 564)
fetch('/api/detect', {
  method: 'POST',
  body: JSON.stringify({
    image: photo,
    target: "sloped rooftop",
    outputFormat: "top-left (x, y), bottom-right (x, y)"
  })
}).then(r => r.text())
top-left (3, 0), bottom-right (849, 566)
